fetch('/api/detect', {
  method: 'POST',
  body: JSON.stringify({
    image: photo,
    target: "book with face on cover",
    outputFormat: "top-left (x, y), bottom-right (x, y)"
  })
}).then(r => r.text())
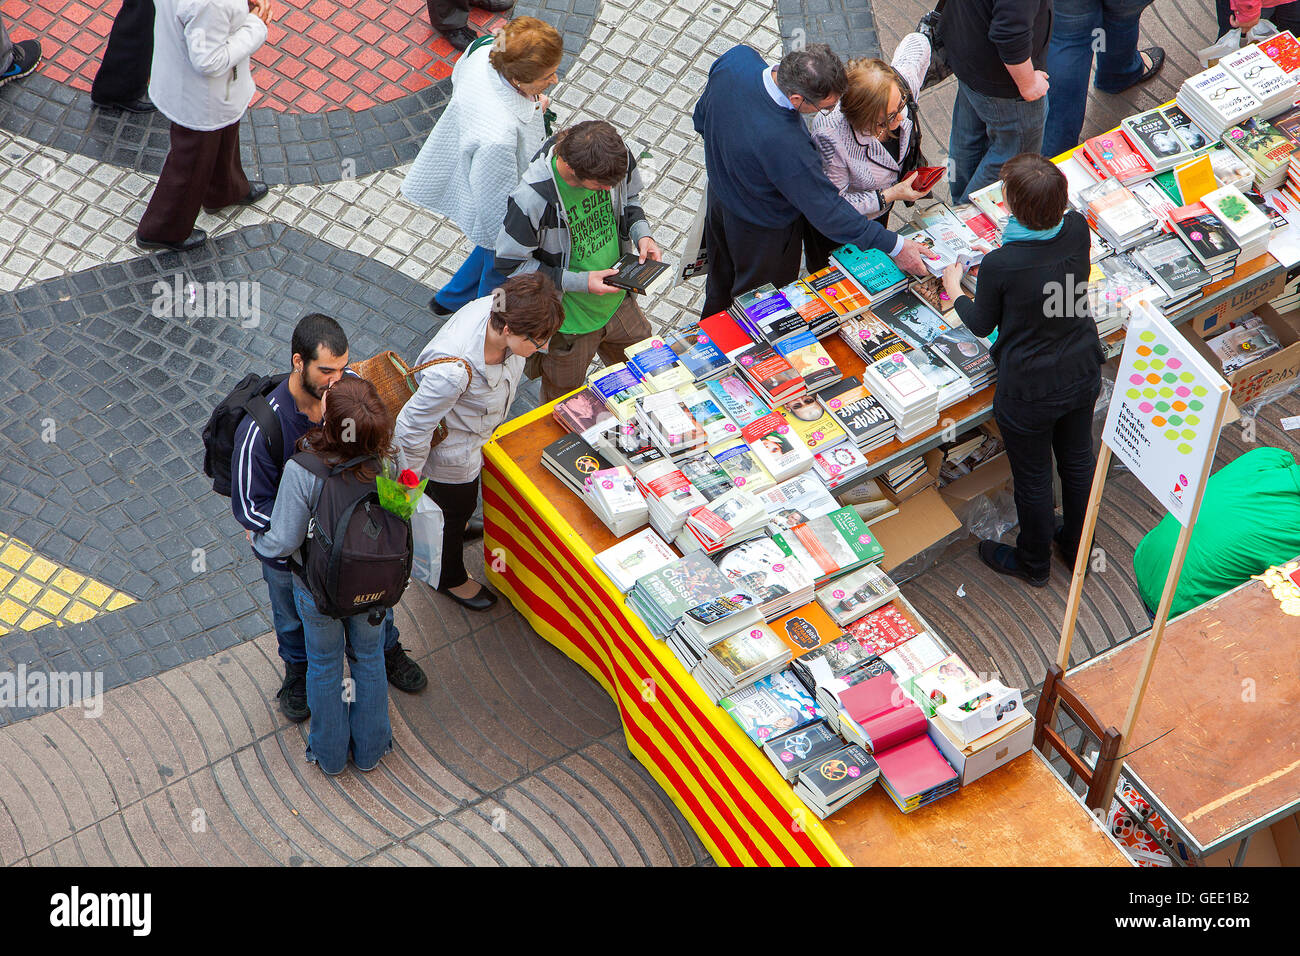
top-left (757, 472), bottom-right (840, 533)
top-left (554, 387), bottom-right (616, 443)
top-left (1162, 105), bottom-right (1210, 152)
top-left (705, 373), bottom-right (771, 428)
top-left (741, 410), bottom-right (814, 482)
top-left (869, 289), bottom-right (953, 349)
top-left (778, 393), bottom-right (848, 452)
top-left (712, 534), bottom-right (814, 614)
top-left (719, 668), bottom-right (824, 745)
top-left (1122, 109), bottom-right (1188, 166)
top-left (817, 376), bottom-right (895, 447)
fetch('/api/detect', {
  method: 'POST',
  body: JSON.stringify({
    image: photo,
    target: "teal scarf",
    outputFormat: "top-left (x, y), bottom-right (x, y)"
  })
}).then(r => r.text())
top-left (1003, 215), bottom-right (1063, 243)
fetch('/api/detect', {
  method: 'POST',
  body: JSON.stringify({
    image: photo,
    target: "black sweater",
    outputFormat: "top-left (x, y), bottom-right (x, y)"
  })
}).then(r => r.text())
top-left (939, 0), bottom-right (1053, 100)
top-left (953, 211), bottom-right (1104, 402)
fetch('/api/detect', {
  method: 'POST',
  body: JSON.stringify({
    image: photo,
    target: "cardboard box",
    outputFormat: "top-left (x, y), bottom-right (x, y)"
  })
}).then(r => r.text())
top-left (1180, 264), bottom-right (1287, 338)
top-left (936, 682), bottom-right (1026, 744)
top-left (939, 452), bottom-right (1011, 507)
top-left (1179, 304), bottom-right (1300, 407)
top-left (928, 711), bottom-right (1034, 787)
top-left (879, 448), bottom-right (944, 505)
top-left (870, 486), bottom-right (961, 573)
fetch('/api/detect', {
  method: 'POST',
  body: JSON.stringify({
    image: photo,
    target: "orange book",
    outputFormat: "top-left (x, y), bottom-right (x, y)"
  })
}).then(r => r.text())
top-left (769, 602), bottom-right (846, 659)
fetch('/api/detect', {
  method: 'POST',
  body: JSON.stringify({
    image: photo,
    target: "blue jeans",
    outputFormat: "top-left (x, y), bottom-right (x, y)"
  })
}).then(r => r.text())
top-left (292, 580), bottom-right (393, 774)
top-left (948, 82), bottom-right (1048, 206)
top-left (1043, 0), bottom-right (1150, 158)
top-left (262, 560), bottom-right (400, 664)
top-left (433, 245), bottom-right (507, 312)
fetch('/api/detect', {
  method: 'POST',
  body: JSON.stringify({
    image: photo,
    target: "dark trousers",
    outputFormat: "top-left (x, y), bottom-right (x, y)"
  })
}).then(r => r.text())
top-left (700, 192), bottom-right (804, 318)
top-left (802, 214), bottom-right (890, 273)
top-left (91, 0), bottom-right (154, 104)
top-left (995, 384), bottom-right (1100, 578)
top-left (138, 120), bottom-right (250, 243)
top-left (424, 476), bottom-right (480, 590)
top-left (427, 0), bottom-right (469, 31)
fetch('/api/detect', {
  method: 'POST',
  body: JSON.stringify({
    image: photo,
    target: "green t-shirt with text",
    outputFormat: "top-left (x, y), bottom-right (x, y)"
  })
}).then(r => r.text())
top-left (553, 158), bottom-right (625, 334)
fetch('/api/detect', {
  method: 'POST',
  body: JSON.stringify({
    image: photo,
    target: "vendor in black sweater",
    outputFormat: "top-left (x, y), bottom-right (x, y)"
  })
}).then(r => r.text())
top-left (943, 153), bottom-right (1105, 587)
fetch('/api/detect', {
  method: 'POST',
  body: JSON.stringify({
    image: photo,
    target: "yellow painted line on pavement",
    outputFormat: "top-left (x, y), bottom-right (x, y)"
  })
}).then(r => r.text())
top-left (0, 532), bottom-right (135, 636)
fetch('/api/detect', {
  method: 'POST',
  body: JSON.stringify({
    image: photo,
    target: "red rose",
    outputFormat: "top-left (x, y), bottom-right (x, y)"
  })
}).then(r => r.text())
top-left (398, 469), bottom-right (420, 488)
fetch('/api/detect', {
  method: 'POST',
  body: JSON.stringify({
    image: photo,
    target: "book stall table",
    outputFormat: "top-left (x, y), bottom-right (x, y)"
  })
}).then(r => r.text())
top-left (482, 403), bottom-right (1133, 866)
top-left (1067, 568), bottom-right (1300, 866)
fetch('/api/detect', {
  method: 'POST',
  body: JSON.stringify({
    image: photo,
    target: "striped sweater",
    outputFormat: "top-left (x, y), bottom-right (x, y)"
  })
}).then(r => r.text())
top-left (495, 137), bottom-right (653, 293)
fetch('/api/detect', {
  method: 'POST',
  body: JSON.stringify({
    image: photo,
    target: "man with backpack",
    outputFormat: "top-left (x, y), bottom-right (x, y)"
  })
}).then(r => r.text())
top-left (211, 313), bottom-right (427, 722)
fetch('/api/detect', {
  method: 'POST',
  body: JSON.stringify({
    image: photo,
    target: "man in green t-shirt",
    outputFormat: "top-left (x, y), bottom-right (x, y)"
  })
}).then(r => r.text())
top-left (496, 120), bottom-right (662, 402)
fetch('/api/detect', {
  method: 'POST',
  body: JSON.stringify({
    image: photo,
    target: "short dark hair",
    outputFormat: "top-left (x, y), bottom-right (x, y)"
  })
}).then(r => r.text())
top-left (291, 313), bottom-right (348, 366)
top-left (776, 44), bottom-right (847, 103)
top-left (489, 272), bottom-right (565, 340)
top-left (1000, 153), bottom-right (1068, 231)
top-left (555, 120), bottom-right (628, 186)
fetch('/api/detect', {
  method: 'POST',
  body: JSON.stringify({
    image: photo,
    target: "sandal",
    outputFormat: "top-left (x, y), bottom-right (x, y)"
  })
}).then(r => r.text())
top-left (1107, 46), bottom-right (1165, 95)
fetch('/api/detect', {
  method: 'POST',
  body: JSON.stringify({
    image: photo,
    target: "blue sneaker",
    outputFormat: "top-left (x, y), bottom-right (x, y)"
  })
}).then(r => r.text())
top-left (0, 40), bottom-right (41, 89)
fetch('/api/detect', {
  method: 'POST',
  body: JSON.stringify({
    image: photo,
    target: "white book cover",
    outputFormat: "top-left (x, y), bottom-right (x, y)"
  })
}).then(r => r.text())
top-left (674, 384), bottom-right (741, 447)
top-left (812, 443), bottom-right (870, 487)
top-left (919, 205), bottom-right (996, 262)
top-left (595, 528), bottom-right (678, 593)
top-left (757, 473), bottom-right (840, 532)
top-left (586, 466), bottom-right (646, 517)
top-left (1187, 66), bottom-right (1261, 123)
top-left (881, 632), bottom-right (948, 682)
top-left (1202, 185), bottom-right (1271, 240)
top-left (1221, 45), bottom-right (1296, 103)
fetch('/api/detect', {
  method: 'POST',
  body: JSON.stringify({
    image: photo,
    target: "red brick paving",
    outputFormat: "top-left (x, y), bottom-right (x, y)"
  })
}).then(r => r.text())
top-left (3, 0), bottom-right (506, 111)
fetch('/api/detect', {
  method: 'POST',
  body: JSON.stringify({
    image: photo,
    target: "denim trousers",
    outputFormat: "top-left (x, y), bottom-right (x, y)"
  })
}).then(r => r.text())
top-left (433, 245), bottom-right (508, 312)
top-left (994, 383), bottom-right (1101, 579)
top-left (948, 82), bottom-right (1048, 206)
top-left (292, 580), bottom-right (393, 774)
top-left (1043, 0), bottom-right (1151, 158)
top-left (262, 560), bottom-right (400, 665)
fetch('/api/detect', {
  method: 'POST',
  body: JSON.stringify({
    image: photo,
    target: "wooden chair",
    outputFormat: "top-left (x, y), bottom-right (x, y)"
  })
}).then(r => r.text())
top-left (1033, 664), bottom-right (1123, 812)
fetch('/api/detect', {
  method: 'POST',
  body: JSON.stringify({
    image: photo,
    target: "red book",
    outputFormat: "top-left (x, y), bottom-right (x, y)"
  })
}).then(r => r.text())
top-left (736, 345), bottom-right (804, 399)
top-left (873, 735), bottom-right (959, 801)
top-left (1082, 131), bottom-right (1154, 183)
top-left (845, 600), bottom-right (926, 655)
top-left (839, 672), bottom-right (927, 753)
top-left (1260, 30), bottom-right (1300, 73)
top-left (699, 311), bottom-right (754, 359)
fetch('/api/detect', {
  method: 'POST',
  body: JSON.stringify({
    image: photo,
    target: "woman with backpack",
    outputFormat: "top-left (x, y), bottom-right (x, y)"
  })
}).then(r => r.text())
top-left (252, 376), bottom-right (405, 775)
top-left (804, 32), bottom-right (937, 270)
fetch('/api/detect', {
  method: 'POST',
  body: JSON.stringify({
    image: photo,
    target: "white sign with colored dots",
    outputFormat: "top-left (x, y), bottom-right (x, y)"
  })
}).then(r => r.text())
top-left (1102, 300), bottom-right (1230, 527)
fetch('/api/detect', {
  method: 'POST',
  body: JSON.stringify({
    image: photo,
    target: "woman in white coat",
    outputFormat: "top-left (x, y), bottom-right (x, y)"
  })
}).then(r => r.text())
top-left (402, 17), bottom-right (562, 315)
top-left (137, 0), bottom-right (273, 252)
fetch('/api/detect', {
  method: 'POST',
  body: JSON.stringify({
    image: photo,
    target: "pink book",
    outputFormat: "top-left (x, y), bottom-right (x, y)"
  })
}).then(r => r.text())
top-left (839, 672), bottom-right (927, 753)
top-left (873, 734), bottom-right (959, 800)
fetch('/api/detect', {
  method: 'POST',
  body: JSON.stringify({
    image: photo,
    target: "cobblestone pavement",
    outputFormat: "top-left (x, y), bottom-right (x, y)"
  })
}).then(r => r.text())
top-left (1, 0), bottom-right (1299, 865)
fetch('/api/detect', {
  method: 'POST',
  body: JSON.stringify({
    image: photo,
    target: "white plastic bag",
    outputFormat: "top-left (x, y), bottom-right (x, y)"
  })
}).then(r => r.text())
top-left (410, 495), bottom-right (444, 588)
top-left (1198, 22), bottom-right (1277, 67)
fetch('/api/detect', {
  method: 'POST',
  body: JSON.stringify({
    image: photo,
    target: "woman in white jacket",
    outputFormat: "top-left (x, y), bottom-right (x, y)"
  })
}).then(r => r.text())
top-left (402, 17), bottom-right (562, 316)
top-left (137, 0), bottom-right (273, 252)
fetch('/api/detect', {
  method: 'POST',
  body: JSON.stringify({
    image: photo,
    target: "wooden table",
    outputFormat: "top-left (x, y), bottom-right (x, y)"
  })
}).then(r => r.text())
top-left (1068, 573), bottom-right (1300, 864)
top-left (481, 404), bottom-right (1133, 866)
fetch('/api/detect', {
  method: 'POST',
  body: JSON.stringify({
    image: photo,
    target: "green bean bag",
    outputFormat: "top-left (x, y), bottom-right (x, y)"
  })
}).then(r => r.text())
top-left (1133, 447), bottom-right (1300, 617)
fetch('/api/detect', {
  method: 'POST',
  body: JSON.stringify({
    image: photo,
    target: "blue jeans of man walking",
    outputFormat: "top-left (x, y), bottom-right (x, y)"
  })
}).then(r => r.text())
top-left (262, 560), bottom-right (401, 664)
top-left (948, 83), bottom-right (1048, 206)
top-left (433, 245), bottom-right (508, 313)
top-left (292, 580), bottom-right (393, 774)
top-left (1043, 0), bottom-right (1152, 158)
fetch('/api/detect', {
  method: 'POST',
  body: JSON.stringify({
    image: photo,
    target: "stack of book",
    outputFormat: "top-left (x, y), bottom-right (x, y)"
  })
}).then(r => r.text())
top-left (757, 472), bottom-right (840, 534)
top-left (969, 182), bottom-right (1010, 236)
top-left (1121, 107), bottom-right (1208, 172)
top-left (938, 430), bottom-right (1005, 485)
top-left (844, 596), bottom-right (933, 657)
top-left (1221, 44), bottom-right (1300, 120)
top-left (868, 291), bottom-right (975, 408)
top-left (1088, 254), bottom-right (1159, 336)
top-left (712, 534), bottom-right (816, 621)
top-left (838, 312), bottom-right (910, 365)
top-left (662, 327), bottom-right (732, 383)
top-left (827, 244), bottom-right (907, 299)
top-left (553, 387), bottom-right (616, 444)
top-left (735, 342), bottom-right (806, 407)
top-left (593, 527), bottom-right (678, 593)
top-left (587, 363), bottom-right (647, 422)
top-left (678, 450), bottom-right (737, 501)
top-left (773, 330), bottom-right (842, 393)
top-left (705, 373), bottom-right (771, 428)
top-left (741, 410), bottom-right (814, 482)
top-left (780, 278), bottom-right (841, 338)
top-left (768, 601), bottom-right (848, 663)
top-left (1169, 205), bottom-right (1241, 280)
top-left (762, 720), bottom-right (845, 782)
top-left (1078, 130), bottom-right (1154, 183)
top-left (1078, 178), bottom-right (1162, 250)
top-left (694, 621), bottom-right (792, 701)
top-left (625, 551), bottom-right (734, 638)
top-left (815, 564), bottom-right (898, 626)
top-left (793, 743), bottom-right (880, 819)
top-left (730, 284), bottom-right (806, 346)
top-left (667, 589), bottom-right (763, 673)
top-left (878, 454), bottom-right (929, 496)
top-left (583, 465), bottom-right (648, 536)
top-left (778, 507), bottom-right (884, 586)
top-left (719, 669), bottom-right (823, 746)
top-left (880, 631), bottom-right (950, 684)
top-left (862, 353), bottom-right (939, 442)
top-left (778, 395), bottom-right (849, 453)
top-left (1129, 233), bottom-right (1213, 311)
top-left (1202, 184), bottom-right (1273, 261)
top-left (634, 458), bottom-right (708, 538)
top-left (811, 442), bottom-right (872, 490)
top-left (1221, 117), bottom-right (1295, 190)
top-left (1177, 64), bottom-right (1263, 137)
top-left (834, 476), bottom-right (900, 526)
top-left (1205, 314), bottom-right (1282, 372)
top-left (626, 337), bottom-right (693, 393)
top-left (711, 438), bottom-right (776, 495)
top-left (805, 263), bottom-right (874, 320)
top-left (817, 376), bottom-right (897, 452)
top-left (542, 434), bottom-right (612, 497)
top-left (929, 324), bottom-right (996, 392)
top-left (678, 487), bottom-right (768, 554)
top-left (874, 733), bottom-right (962, 814)
top-left (674, 385), bottom-right (739, 449)
top-left (635, 390), bottom-right (708, 461)
top-left (698, 311), bottom-right (755, 362)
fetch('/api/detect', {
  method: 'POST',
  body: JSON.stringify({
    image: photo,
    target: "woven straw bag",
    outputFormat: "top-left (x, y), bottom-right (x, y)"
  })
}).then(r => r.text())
top-left (350, 350), bottom-right (473, 450)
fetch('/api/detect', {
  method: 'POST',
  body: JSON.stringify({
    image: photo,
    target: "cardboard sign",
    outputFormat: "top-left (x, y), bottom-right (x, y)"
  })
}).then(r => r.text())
top-left (1102, 300), bottom-right (1230, 526)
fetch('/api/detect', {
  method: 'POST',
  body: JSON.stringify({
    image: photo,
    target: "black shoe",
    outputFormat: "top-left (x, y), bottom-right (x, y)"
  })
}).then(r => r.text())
top-left (136, 228), bottom-right (207, 252)
top-left (0, 40), bottom-right (42, 88)
top-left (442, 26), bottom-right (480, 51)
top-left (277, 662), bottom-right (310, 722)
top-left (384, 642), bottom-right (428, 693)
top-left (204, 181), bottom-right (268, 214)
top-left (469, 0), bottom-right (514, 9)
top-left (437, 582), bottom-right (499, 611)
top-left (92, 95), bottom-right (157, 113)
top-left (464, 515), bottom-right (484, 541)
top-left (977, 539), bottom-right (1049, 588)
top-left (1105, 46), bottom-right (1164, 95)
top-left (429, 295), bottom-right (455, 316)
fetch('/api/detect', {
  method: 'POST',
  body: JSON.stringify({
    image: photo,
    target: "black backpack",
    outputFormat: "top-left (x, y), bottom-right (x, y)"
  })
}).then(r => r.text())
top-left (290, 452), bottom-right (413, 621)
top-left (202, 373), bottom-right (289, 497)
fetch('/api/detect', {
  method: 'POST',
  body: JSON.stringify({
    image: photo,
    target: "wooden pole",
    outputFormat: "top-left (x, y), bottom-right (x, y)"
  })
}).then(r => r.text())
top-left (1057, 444), bottom-right (1113, 670)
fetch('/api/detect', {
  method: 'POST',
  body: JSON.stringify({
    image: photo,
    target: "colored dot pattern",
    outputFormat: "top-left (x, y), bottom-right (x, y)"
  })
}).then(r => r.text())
top-left (1125, 328), bottom-right (1219, 456)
